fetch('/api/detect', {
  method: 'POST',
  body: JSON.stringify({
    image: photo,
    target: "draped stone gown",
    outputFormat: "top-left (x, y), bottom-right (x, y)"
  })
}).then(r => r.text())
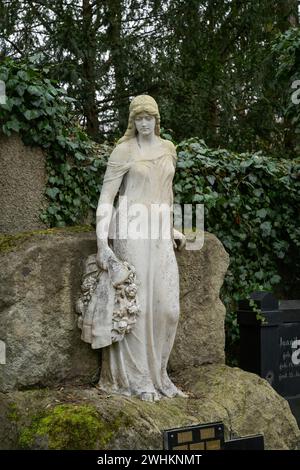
top-left (98, 138), bottom-right (181, 399)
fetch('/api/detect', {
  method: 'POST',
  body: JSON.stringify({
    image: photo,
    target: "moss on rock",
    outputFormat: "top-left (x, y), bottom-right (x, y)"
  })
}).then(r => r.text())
top-left (19, 404), bottom-right (113, 450)
top-left (0, 225), bottom-right (93, 253)
top-left (7, 403), bottom-right (20, 423)
top-left (1, 366), bottom-right (300, 450)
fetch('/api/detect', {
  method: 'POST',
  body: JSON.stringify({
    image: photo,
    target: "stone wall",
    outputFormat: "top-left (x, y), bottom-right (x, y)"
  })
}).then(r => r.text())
top-left (0, 133), bottom-right (48, 234)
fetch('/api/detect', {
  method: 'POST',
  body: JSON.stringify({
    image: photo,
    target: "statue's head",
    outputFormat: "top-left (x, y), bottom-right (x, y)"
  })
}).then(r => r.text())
top-left (118, 95), bottom-right (160, 144)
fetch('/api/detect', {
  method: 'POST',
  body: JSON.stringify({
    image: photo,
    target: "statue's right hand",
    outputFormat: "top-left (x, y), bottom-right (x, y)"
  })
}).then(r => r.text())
top-left (96, 246), bottom-right (116, 271)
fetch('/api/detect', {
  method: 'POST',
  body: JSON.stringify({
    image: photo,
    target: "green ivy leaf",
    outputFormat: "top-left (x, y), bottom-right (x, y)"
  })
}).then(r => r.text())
top-left (46, 188), bottom-right (60, 199)
top-left (206, 175), bottom-right (216, 185)
top-left (260, 221), bottom-right (272, 234)
top-left (17, 70), bottom-right (29, 81)
top-left (6, 120), bottom-right (21, 132)
top-left (27, 85), bottom-right (43, 96)
top-left (256, 208), bottom-right (268, 218)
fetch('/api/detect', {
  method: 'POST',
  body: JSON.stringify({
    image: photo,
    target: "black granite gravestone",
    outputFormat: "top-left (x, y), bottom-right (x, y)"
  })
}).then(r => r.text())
top-left (237, 292), bottom-right (281, 391)
top-left (238, 292), bottom-right (300, 426)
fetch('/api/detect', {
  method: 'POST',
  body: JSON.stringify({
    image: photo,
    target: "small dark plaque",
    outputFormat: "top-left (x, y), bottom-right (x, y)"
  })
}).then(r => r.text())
top-left (163, 422), bottom-right (224, 450)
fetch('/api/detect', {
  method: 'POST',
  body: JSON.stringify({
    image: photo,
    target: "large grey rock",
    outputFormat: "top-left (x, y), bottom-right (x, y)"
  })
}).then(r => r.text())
top-left (0, 365), bottom-right (299, 450)
top-left (0, 229), bottom-right (100, 392)
top-left (170, 232), bottom-right (229, 371)
top-left (0, 230), bottom-right (228, 391)
top-left (0, 229), bottom-right (228, 392)
top-left (0, 133), bottom-right (48, 234)
top-left (176, 365), bottom-right (300, 450)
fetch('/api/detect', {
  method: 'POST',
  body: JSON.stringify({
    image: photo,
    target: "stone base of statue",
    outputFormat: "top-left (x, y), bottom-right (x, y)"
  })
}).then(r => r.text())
top-left (1, 364), bottom-right (299, 450)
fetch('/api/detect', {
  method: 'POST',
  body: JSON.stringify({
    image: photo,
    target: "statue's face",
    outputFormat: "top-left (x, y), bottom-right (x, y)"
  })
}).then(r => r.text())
top-left (134, 112), bottom-right (156, 136)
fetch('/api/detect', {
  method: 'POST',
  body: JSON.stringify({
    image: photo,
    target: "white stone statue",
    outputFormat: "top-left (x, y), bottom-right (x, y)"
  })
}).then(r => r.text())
top-left (77, 95), bottom-right (186, 401)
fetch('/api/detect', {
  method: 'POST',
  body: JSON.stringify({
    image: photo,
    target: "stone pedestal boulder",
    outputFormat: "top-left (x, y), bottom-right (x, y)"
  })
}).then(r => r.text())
top-left (0, 228), bottom-right (100, 392)
top-left (0, 228), bottom-right (228, 392)
top-left (170, 232), bottom-right (229, 370)
top-left (0, 365), bottom-right (299, 450)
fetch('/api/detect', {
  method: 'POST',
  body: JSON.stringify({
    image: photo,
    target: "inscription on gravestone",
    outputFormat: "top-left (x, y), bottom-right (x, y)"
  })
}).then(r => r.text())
top-left (277, 301), bottom-right (300, 396)
top-left (279, 336), bottom-right (300, 382)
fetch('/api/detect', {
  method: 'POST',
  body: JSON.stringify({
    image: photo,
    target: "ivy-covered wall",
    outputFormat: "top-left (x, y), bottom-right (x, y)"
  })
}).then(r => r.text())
top-left (172, 139), bottom-right (300, 360)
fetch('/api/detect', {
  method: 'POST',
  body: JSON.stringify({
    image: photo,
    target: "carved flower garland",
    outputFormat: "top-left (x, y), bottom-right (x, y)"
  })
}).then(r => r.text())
top-left (76, 256), bottom-right (140, 343)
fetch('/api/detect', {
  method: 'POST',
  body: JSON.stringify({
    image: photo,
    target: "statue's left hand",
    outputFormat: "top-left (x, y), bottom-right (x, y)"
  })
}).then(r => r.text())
top-left (173, 228), bottom-right (186, 251)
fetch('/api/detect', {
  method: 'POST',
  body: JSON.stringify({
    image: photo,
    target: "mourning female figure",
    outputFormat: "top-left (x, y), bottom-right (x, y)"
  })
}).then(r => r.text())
top-left (78, 95), bottom-right (186, 402)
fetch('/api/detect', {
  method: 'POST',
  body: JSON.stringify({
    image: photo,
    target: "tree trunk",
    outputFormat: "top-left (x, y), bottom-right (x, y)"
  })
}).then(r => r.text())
top-left (82, 0), bottom-right (100, 141)
top-left (104, 0), bottom-right (129, 133)
top-left (206, 0), bottom-right (219, 146)
top-left (275, 1), bottom-right (300, 155)
top-left (277, 0), bottom-right (299, 30)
